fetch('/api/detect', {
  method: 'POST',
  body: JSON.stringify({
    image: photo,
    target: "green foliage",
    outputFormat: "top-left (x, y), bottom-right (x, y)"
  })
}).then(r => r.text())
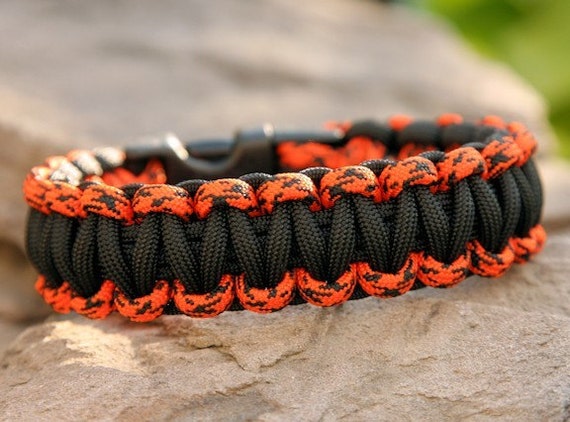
top-left (419, 0), bottom-right (570, 157)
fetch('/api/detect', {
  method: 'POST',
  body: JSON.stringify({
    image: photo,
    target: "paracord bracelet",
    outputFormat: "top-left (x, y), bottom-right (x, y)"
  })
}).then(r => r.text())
top-left (24, 114), bottom-right (546, 322)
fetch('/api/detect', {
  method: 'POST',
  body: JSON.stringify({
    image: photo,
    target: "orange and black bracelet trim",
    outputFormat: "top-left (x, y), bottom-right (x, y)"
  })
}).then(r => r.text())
top-left (24, 114), bottom-right (546, 322)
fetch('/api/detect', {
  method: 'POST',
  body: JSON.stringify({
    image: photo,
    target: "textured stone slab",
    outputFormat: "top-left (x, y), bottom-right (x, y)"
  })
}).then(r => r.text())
top-left (0, 0), bottom-right (551, 145)
top-left (540, 159), bottom-right (570, 230)
top-left (1, 1), bottom-right (569, 418)
top-left (2, 230), bottom-right (570, 420)
top-left (1, 293), bottom-right (569, 421)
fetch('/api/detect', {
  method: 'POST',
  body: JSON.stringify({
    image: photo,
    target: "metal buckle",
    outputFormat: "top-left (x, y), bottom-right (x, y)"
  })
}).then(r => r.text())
top-left (125, 124), bottom-right (344, 183)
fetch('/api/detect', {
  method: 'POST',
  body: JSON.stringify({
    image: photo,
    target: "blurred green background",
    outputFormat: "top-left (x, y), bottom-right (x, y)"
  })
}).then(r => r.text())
top-left (417, 0), bottom-right (570, 158)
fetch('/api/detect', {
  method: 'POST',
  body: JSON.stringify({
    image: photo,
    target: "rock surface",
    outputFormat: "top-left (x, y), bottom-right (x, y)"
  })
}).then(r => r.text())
top-left (2, 254), bottom-right (570, 421)
top-left (0, 0), bottom-right (552, 145)
top-left (1, 0), bottom-right (570, 420)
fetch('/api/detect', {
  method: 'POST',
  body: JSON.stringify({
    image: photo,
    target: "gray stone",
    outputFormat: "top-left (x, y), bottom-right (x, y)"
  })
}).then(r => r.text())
top-left (0, 87), bottom-right (75, 326)
top-left (540, 159), bottom-right (570, 230)
top-left (2, 273), bottom-right (570, 420)
top-left (1, 0), bottom-right (569, 419)
top-left (0, 320), bottom-right (28, 357)
top-left (0, 0), bottom-right (552, 146)
top-left (3, 175), bottom-right (570, 419)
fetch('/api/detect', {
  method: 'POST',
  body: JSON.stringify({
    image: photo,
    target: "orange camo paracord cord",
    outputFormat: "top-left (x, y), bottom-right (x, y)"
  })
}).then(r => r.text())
top-left (24, 114), bottom-right (546, 322)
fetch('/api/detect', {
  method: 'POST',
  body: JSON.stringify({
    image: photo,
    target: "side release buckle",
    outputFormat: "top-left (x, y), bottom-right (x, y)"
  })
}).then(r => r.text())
top-left (125, 124), bottom-right (344, 183)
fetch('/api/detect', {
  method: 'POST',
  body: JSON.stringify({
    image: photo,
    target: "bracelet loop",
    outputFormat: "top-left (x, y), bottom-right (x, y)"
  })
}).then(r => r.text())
top-left (24, 115), bottom-right (546, 321)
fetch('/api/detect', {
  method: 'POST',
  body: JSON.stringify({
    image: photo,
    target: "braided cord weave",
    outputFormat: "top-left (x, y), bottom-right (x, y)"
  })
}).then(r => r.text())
top-left (24, 114), bottom-right (545, 322)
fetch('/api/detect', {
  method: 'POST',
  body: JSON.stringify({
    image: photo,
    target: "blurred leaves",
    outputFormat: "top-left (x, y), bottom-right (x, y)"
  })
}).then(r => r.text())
top-left (419, 0), bottom-right (570, 157)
